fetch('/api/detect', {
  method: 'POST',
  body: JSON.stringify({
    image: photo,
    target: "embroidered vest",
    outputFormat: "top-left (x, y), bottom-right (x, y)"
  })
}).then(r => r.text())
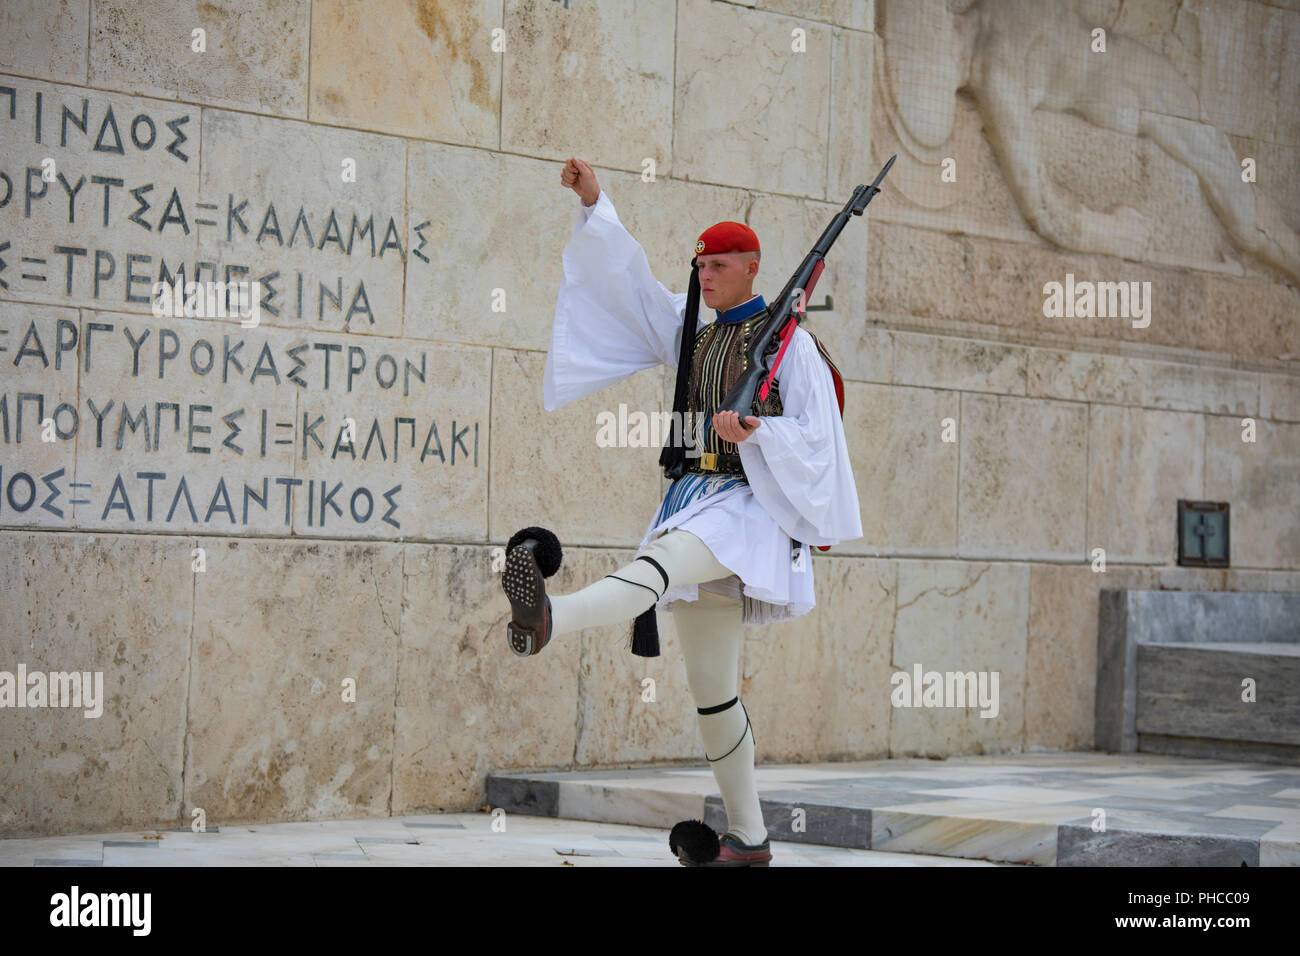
top-left (683, 307), bottom-right (784, 477)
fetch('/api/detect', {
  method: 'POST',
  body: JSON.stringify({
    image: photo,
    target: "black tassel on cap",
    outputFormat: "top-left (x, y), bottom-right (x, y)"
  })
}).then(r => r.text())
top-left (636, 259), bottom-right (700, 658)
top-left (658, 260), bottom-right (701, 480)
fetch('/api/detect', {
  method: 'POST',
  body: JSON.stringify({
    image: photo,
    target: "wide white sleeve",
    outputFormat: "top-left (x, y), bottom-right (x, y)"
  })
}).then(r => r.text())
top-left (736, 326), bottom-right (863, 546)
top-left (542, 189), bottom-right (689, 412)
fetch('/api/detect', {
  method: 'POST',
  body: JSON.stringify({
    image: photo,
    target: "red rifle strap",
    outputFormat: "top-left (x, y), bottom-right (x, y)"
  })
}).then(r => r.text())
top-left (757, 316), bottom-right (797, 403)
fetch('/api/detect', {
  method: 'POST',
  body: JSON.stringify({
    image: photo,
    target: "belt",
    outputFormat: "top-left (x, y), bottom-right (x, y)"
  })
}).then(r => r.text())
top-left (684, 451), bottom-right (745, 475)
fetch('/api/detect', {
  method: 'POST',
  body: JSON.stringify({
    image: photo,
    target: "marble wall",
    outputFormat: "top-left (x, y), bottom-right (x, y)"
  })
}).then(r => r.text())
top-left (0, 0), bottom-right (1296, 835)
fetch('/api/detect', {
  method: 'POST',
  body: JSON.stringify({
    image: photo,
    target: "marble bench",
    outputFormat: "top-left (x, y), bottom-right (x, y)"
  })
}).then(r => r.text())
top-left (1096, 589), bottom-right (1300, 766)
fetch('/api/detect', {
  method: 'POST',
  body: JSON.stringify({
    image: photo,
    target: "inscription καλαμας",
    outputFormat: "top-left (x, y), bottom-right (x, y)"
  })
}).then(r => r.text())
top-left (0, 77), bottom-right (487, 541)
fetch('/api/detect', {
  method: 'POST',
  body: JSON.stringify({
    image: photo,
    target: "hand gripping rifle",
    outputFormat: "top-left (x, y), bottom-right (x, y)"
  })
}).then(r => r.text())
top-left (717, 154), bottom-right (895, 422)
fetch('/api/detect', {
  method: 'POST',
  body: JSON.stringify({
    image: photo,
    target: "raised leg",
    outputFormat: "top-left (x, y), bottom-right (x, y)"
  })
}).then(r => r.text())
top-left (548, 529), bottom-right (733, 638)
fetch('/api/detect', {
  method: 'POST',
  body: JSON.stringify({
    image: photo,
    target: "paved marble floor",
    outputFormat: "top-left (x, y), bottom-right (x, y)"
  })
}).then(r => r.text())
top-left (0, 812), bottom-right (1003, 867)
top-left (6, 753), bottom-right (1293, 866)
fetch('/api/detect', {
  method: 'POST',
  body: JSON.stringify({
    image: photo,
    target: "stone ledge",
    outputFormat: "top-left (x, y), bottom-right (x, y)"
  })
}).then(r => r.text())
top-left (486, 752), bottom-right (1300, 866)
top-left (1097, 589), bottom-right (1300, 762)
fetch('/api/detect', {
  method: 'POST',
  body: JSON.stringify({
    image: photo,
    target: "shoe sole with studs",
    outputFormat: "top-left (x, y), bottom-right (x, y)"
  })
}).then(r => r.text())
top-left (503, 541), bottom-right (549, 657)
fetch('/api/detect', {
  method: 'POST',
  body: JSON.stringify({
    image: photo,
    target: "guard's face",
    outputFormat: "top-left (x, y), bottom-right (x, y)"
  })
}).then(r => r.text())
top-left (696, 252), bottom-right (757, 310)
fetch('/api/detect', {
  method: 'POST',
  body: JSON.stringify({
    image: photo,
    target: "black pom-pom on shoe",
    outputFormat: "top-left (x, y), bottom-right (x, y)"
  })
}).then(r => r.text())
top-left (668, 819), bottom-right (720, 865)
top-left (506, 526), bottom-right (562, 577)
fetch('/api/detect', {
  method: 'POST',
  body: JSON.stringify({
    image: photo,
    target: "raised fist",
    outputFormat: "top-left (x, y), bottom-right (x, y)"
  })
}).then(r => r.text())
top-left (560, 157), bottom-right (600, 207)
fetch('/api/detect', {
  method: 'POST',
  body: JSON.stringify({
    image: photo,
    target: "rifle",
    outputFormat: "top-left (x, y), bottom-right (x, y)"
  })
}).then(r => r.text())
top-left (716, 154), bottom-right (895, 421)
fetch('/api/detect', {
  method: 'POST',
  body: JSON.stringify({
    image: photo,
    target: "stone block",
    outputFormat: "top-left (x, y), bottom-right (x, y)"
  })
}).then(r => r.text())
top-left (0, 0), bottom-right (88, 85)
top-left (838, 382), bottom-right (959, 557)
top-left (1096, 588), bottom-right (1300, 764)
top-left (0, 76), bottom-right (201, 313)
top-left (392, 542), bottom-right (583, 814)
top-left (827, 25), bottom-right (874, 202)
top-left (0, 531), bottom-right (192, 836)
top-left (489, 346), bottom-right (664, 548)
top-left (1277, 8), bottom-right (1300, 147)
top-left (1226, 568), bottom-right (1271, 592)
top-left (0, 302), bottom-right (81, 531)
top-left (1086, 405), bottom-right (1204, 564)
top-left (1158, 565), bottom-right (1226, 589)
top-left (1226, 133), bottom-right (1300, 241)
top-left (866, 223), bottom-right (1238, 358)
top-left (1137, 643), bottom-right (1300, 746)
top-left (90, 0), bottom-right (309, 117)
top-left (1191, 0), bottom-right (1283, 142)
top-left (674, 0), bottom-right (831, 197)
top-left (1025, 563), bottom-right (1159, 753)
top-left (310, 0), bottom-right (496, 145)
top-left (889, 559), bottom-right (1029, 756)
top-left (405, 151), bottom-right (742, 353)
top-left (1268, 571), bottom-right (1300, 592)
top-left (958, 393), bottom-right (1088, 560)
top-left (707, 794), bottom-right (871, 848)
top-left (1028, 348), bottom-right (1259, 416)
top-left (744, 555), bottom-right (895, 761)
top-left (1033, 106), bottom-right (1226, 277)
top-left (1201, 271), bottom-right (1300, 364)
top-left (870, 40), bottom-right (1036, 246)
top-left (69, 310), bottom-right (488, 542)
top-left (1120, 590), bottom-right (1300, 646)
top-left (198, 108), bottom-right (408, 337)
top-left (1261, 374), bottom-right (1300, 423)
top-left (752, 0), bottom-right (872, 32)
top-left (572, 547), bottom-right (701, 766)
top-left (183, 537), bottom-right (403, 823)
top-left (1057, 824), bottom-right (1259, 866)
top-left (1205, 416), bottom-right (1300, 569)
top-left (892, 331), bottom-right (1027, 396)
top-left (501, 0), bottom-right (675, 174)
top-left (485, 775), bottom-right (559, 818)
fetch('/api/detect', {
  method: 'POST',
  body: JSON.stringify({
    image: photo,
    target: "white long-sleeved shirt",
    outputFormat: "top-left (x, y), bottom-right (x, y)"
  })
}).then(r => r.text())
top-left (543, 189), bottom-right (863, 624)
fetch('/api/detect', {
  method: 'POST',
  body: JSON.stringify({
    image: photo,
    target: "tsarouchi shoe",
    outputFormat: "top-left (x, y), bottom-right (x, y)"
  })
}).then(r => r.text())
top-left (689, 832), bottom-right (772, 867)
top-left (668, 819), bottom-right (772, 866)
top-left (702, 832), bottom-right (772, 866)
top-left (503, 527), bottom-right (561, 657)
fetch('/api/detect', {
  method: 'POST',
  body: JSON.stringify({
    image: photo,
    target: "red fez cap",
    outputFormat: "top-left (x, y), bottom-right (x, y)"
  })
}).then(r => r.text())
top-left (694, 221), bottom-right (760, 258)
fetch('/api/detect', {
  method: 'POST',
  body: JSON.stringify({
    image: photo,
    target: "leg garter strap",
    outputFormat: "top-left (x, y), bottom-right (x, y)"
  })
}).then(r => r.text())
top-left (604, 573), bottom-right (662, 601)
top-left (697, 696), bottom-right (738, 715)
top-left (700, 699), bottom-right (752, 763)
top-left (635, 555), bottom-right (670, 591)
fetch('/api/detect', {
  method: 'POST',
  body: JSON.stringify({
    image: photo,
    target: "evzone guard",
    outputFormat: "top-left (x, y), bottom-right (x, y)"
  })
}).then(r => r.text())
top-left (501, 157), bottom-right (867, 866)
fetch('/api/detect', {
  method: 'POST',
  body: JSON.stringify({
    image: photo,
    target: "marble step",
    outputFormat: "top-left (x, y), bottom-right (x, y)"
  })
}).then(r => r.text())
top-left (486, 756), bottom-right (1300, 866)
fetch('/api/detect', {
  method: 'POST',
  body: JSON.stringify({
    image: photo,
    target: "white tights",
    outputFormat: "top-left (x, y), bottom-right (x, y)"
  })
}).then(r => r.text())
top-left (548, 530), bottom-right (767, 847)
